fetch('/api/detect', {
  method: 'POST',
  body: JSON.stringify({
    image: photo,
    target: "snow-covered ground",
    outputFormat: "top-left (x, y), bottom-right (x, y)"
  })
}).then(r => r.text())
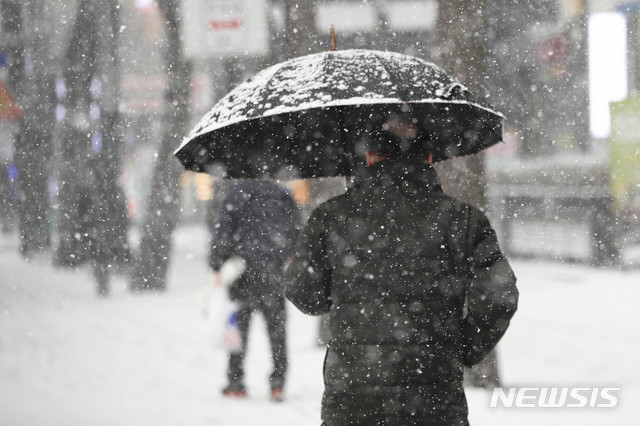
top-left (1, 225), bottom-right (638, 426)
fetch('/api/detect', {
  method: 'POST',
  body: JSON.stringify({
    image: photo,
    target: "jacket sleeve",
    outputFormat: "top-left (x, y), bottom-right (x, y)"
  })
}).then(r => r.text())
top-left (461, 207), bottom-right (519, 367)
top-left (209, 188), bottom-right (241, 272)
top-left (284, 207), bottom-right (333, 315)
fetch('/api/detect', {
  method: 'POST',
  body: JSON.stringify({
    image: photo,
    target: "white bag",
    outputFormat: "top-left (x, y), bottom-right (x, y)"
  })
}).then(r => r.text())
top-left (201, 256), bottom-right (246, 349)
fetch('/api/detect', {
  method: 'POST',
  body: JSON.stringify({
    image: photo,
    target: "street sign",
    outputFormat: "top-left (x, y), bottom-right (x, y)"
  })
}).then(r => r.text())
top-left (588, 12), bottom-right (628, 139)
top-left (384, 1), bottom-right (438, 32)
top-left (316, 1), bottom-right (438, 34)
top-left (316, 2), bottom-right (378, 34)
top-left (181, 0), bottom-right (270, 59)
top-left (609, 96), bottom-right (640, 218)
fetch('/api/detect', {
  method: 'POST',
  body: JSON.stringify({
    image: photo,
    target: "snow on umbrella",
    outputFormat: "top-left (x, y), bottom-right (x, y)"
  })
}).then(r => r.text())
top-left (175, 49), bottom-right (504, 179)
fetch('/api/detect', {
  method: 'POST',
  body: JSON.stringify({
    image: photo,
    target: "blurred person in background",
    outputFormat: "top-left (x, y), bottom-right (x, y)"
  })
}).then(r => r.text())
top-left (209, 180), bottom-right (301, 401)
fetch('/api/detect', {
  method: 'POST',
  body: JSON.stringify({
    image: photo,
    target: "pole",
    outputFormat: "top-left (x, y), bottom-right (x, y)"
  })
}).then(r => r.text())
top-left (130, 0), bottom-right (191, 291)
top-left (433, 0), bottom-right (502, 389)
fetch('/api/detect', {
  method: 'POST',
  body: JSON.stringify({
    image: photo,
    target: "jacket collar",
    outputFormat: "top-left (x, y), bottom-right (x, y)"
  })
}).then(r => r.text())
top-left (354, 156), bottom-right (443, 194)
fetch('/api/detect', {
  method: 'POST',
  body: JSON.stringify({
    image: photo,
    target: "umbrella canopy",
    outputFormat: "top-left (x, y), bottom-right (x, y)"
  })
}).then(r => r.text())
top-left (176, 49), bottom-right (504, 179)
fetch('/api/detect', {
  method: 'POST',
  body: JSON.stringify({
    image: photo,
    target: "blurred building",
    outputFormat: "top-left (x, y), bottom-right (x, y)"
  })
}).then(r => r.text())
top-left (7, 0), bottom-right (635, 263)
top-left (486, 0), bottom-right (640, 265)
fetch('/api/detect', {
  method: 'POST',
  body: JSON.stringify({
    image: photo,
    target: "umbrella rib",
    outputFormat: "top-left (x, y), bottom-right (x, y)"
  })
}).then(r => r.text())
top-left (375, 53), bottom-right (412, 105)
top-left (254, 61), bottom-right (288, 119)
top-left (243, 60), bottom-right (296, 172)
top-left (322, 52), bottom-right (353, 175)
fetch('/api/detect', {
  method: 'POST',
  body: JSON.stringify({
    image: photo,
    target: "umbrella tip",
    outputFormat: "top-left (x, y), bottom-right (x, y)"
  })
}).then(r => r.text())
top-left (330, 26), bottom-right (337, 51)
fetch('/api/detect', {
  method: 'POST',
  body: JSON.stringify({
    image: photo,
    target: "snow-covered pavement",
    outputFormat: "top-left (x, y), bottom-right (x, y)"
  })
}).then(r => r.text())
top-left (1, 225), bottom-right (638, 425)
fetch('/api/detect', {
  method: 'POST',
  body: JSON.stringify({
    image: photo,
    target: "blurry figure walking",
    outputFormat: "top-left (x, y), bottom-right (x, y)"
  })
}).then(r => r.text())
top-left (209, 180), bottom-right (300, 401)
top-left (285, 115), bottom-right (519, 425)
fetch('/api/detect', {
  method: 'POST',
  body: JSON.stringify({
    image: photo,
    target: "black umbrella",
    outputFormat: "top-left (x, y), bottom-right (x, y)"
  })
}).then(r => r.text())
top-left (175, 49), bottom-right (504, 179)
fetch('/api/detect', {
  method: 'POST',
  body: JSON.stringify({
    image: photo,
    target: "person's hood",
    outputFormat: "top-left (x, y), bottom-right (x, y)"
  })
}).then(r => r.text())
top-left (354, 156), bottom-right (442, 198)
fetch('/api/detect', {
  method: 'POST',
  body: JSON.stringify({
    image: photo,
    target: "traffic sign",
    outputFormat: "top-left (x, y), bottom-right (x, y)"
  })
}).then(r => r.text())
top-left (181, 0), bottom-right (270, 59)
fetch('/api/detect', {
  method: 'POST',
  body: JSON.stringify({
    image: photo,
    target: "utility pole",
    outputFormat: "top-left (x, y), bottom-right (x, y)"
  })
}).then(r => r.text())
top-left (283, 0), bottom-right (318, 58)
top-left (54, 0), bottom-right (129, 295)
top-left (1, 0), bottom-right (56, 257)
top-left (433, 0), bottom-right (489, 211)
top-left (433, 0), bottom-right (502, 388)
top-left (91, 0), bottom-right (129, 294)
top-left (281, 0), bottom-right (341, 345)
top-left (130, 0), bottom-right (191, 291)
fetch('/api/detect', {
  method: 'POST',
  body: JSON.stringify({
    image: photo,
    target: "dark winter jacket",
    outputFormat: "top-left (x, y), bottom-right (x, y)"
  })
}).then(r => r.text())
top-left (210, 180), bottom-right (301, 299)
top-left (285, 157), bottom-right (518, 425)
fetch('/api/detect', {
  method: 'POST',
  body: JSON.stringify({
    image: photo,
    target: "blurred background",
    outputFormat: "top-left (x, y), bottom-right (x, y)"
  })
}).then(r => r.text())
top-left (1, 1), bottom-right (639, 425)
top-left (1, 0), bottom-right (640, 281)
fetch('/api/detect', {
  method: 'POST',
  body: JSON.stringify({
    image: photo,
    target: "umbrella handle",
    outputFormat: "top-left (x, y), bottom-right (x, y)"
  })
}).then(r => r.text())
top-left (330, 26), bottom-right (337, 51)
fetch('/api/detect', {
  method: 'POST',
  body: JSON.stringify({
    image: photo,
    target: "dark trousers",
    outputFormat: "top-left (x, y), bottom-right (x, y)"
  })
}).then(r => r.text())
top-left (227, 293), bottom-right (287, 389)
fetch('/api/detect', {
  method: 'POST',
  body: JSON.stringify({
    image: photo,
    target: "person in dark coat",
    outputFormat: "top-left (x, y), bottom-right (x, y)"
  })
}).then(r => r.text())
top-left (210, 180), bottom-right (301, 400)
top-left (285, 116), bottom-right (518, 425)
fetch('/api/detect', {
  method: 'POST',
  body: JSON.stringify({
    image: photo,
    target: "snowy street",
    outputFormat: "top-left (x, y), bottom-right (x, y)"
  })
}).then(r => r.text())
top-left (2, 1), bottom-right (639, 425)
top-left (1, 224), bottom-right (639, 426)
